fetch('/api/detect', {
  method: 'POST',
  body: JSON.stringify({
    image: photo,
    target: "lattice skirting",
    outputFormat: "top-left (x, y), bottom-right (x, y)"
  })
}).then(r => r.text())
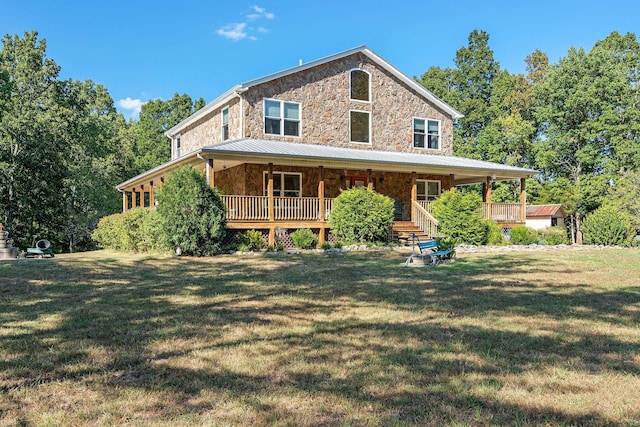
top-left (223, 228), bottom-right (336, 249)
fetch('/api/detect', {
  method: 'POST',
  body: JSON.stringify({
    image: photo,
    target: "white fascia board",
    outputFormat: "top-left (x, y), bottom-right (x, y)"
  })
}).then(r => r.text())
top-left (116, 150), bottom-right (202, 190)
top-left (164, 86), bottom-right (242, 138)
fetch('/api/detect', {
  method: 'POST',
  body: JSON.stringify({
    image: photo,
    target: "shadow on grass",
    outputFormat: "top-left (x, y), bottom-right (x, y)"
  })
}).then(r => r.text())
top-left (1, 250), bottom-right (639, 425)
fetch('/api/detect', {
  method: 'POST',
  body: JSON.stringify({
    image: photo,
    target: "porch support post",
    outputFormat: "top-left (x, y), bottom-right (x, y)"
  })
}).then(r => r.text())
top-left (520, 178), bottom-right (526, 223)
top-left (485, 177), bottom-right (492, 220)
top-left (149, 181), bottom-right (155, 207)
top-left (132, 187), bottom-right (138, 208)
top-left (123, 191), bottom-right (128, 213)
top-left (268, 163), bottom-right (275, 246)
top-left (207, 158), bottom-right (215, 188)
top-left (367, 169), bottom-right (373, 190)
top-left (449, 174), bottom-right (455, 192)
top-left (411, 172), bottom-right (417, 223)
top-left (318, 166), bottom-right (325, 245)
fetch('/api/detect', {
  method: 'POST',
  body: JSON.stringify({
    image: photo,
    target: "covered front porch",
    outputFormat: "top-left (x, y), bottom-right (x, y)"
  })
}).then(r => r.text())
top-left (116, 138), bottom-right (535, 246)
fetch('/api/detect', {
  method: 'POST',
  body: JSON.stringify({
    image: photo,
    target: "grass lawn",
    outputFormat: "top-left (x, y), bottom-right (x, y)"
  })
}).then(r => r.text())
top-left (1, 248), bottom-right (639, 426)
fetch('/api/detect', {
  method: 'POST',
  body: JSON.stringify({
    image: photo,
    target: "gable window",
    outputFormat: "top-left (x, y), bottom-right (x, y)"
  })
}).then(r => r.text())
top-left (350, 69), bottom-right (370, 102)
top-left (350, 110), bottom-right (370, 144)
top-left (413, 118), bottom-right (440, 150)
top-left (263, 172), bottom-right (302, 197)
top-left (222, 107), bottom-right (229, 141)
top-left (417, 180), bottom-right (440, 201)
top-left (175, 135), bottom-right (181, 158)
top-left (264, 99), bottom-right (301, 137)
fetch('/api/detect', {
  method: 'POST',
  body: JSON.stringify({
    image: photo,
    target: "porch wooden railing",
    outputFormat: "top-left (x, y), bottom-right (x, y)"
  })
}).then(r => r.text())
top-left (223, 195), bottom-right (269, 221)
top-left (482, 202), bottom-right (524, 223)
top-left (221, 195), bottom-right (335, 221)
top-left (412, 200), bottom-right (439, 237)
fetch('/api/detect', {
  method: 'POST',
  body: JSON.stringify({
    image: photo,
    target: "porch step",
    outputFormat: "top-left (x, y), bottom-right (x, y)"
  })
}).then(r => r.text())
top-left (392, 221), bottom-right (432, 246)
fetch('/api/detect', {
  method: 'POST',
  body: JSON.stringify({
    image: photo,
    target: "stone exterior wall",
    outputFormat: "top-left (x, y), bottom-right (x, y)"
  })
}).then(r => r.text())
top-left (242, 53), bottom-right (454, 155)
top-left (172, 97), bottom-right (241, 160)
top-left (213, 163), bottom-right (453, 221)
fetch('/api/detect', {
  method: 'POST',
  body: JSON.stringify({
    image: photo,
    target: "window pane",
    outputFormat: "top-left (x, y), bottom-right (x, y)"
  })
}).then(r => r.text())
top-left (284, 174), bottom-right (300, 191)
top-left (427, 181), bottom-right (440, 197)
top-left (265, 100), bottom-right (281, 118)
top-left (265, 117), bottom-right (280, 135)
top-left (223, 124), bottom-right (229, 140)
top-left (283, 102), bottom-right (299, 119)
top-left (283, 120), bottom-right (299, 136)
top-left (414, 119), bottom-right (425, 132)
top-left (222, 108), bottom-right (229, 124)
top-left (416, 181), bottom-right (426, 196)
top-left (350, 111), bottom-right (370, 143)
top-left (414, 133), bottom-right (425, 148)
top-left (351, 70), bottom-right (369, 101)
top-left (428, 120), bottom-right (439, 133)
top-left (427, 135), bottom-right (439, 149)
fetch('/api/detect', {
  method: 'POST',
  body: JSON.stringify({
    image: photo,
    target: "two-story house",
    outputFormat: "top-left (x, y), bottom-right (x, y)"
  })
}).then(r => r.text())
top-left (117, 46), bottom-right (535, 246)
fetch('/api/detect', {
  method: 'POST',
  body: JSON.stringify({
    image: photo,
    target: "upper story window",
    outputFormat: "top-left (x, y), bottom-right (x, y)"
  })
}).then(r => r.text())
top-left (175, 135), bottom-right (181, 157)
top-left (350, 69), bottom-right (370, 102)
top-left (413, 118), bottom-right (440, 150)
top-left (350, 110), bottom-right (370, 144)
top-left (222, 107), bottom-right (229, 141)
top-left (264, 99), bottom-right (301, 137)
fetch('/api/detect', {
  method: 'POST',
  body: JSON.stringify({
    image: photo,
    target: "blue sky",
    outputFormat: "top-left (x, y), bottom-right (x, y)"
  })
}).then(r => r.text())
top-left (2, 1), bottom-right (639, 119)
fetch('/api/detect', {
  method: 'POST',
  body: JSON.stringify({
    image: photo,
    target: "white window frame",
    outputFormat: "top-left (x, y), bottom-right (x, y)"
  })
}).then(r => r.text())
top-left (416, 179), bottom-right (441, 201)
top-left (349, 109), bottom-right (371, 144)
top-left (349, 68), bottom-right (371, 103)
top-left (222, 106), bottom-right (229, 141)
top-left (175, 135), bottom-right (181, 158)
top-left (263, 98), bottom-right (301, 137)
top-left (413, 118), bottom-right (441, 150)
top-left (263, 171), bottom-right (302, 197)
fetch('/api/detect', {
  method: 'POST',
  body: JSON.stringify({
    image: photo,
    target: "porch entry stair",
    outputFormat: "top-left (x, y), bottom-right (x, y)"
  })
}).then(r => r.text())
top-left (392, 221), bottom-right (430, 246)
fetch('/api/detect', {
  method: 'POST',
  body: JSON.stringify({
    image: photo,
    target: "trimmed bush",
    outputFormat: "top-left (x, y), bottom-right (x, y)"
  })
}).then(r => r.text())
top-left (582, 205), bottom-right (634, 247)
top-left (290, 228), bottom-right (318, 249)
top-left (235, 229), bottom-right (267, 252)
top-left (156, 166), bottom-right (226, 256)
top-left (92, 208), bottom-right (165, 252)
top-left (486, 220), bottom-right (504, 245)
top-left (430, 190), bottom-right (488, 245)
top-left (328, 187), bottom-right (394, 243)
top-left (509, 226), bottom-right (538, 245)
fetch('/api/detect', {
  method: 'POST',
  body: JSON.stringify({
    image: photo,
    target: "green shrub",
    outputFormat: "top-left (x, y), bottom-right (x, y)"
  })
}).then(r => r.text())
top-left (430, 190), bottom-right (488, 245)
top-left (582, 205), bottom-right (634, 247)
top-left (537, 227), bottom-right (569, 245)
top-left (290, 228), bottom-right (318, 249)
top-left (486, 220), bottom-right (504, 245)
top-left (320, 242), bottom-right (333, 250)
top-left (92, 208), bottom-right (166, 252)
top-left (156, 166), bottom-right (226, 256)
top-left (235, 230), bottom-right (267, 251)
top-left (328, 187), bottom-right (394, 243)
top-left (509, 226), bottom-right (538, 245)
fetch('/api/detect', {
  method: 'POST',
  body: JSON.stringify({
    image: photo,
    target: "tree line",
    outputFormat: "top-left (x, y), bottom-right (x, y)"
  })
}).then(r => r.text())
top-left (1, 30), bottom-right (639, 251)
top-left (0, 32), bottom-right (203, 251)
top-left (417, 30), bottom-right (640, 243)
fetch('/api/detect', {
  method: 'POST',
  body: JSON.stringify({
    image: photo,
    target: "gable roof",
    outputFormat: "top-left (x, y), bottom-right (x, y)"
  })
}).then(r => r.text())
top-left (526, 204), bottom-right (566, 218)
top-left (116, 138), bottom-right (535, 190)
top-left (166, 45), bottom-right (463, 137)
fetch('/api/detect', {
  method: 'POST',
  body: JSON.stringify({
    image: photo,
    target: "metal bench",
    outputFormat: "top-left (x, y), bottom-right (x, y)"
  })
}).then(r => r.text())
top-left (405, 234), bottom-right (452, 266)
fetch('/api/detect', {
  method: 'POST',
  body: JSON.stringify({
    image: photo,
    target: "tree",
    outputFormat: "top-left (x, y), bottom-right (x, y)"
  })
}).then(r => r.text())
top-left (127, 94), bottom-right (205, 175)
top-left (156, 166), bottom-right (226, 256)
top-left (0, 32), bottom-right (71, 246)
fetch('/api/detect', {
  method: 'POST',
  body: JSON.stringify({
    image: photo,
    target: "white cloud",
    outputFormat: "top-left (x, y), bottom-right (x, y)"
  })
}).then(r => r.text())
top-left (217, 6), bottom-right (274, 41)
top-left (216, 22), bottom-right (247, 41)
top-left (117, 97), bottom-right (145, 118)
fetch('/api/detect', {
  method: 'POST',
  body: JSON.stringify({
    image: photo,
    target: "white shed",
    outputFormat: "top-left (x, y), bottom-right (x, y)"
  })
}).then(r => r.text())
top-left (525, 204), bottom-right (566, 230)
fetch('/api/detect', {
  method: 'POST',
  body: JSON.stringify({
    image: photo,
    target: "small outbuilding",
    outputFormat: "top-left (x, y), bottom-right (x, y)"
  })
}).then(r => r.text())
top-left (525, 204), bottom-right (566, 230)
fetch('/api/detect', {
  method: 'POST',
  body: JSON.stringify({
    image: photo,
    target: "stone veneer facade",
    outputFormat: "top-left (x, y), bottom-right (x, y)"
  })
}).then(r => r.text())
top-left (214, 164), bottom-right (454, 221)
top-left (172, 52), bottom-right (454, 160)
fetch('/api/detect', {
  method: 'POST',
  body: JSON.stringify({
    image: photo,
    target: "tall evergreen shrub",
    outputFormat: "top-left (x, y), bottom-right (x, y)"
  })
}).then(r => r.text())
top-left (328, 187), bottom-right (394, 243)
top-left (156, 166), bottom-right (226, 256)
top-left (430, 190), bottom-right (488, 245)
top-left (582, 205), bottom-right (634, 247)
